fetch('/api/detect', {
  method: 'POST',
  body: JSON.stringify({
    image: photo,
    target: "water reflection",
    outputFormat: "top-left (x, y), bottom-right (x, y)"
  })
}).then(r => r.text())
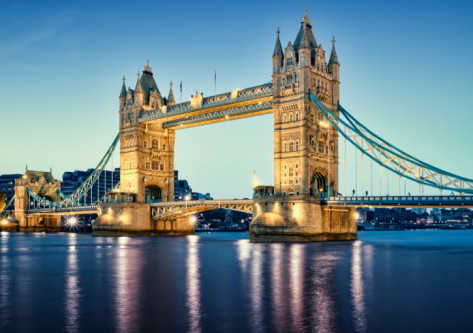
top-left (115, 236), bottom-right (140, 333)
top-left (236, 239), bottom-right (251, 272)
top-left (250, 244), bottom-right (263, 333)
top-left (270, 244), bottom-right (285, 331)
top-left (311, 252), bottom-right (337, 333)
top-left (65, 234), bottom-right (80, 333)
top-left (186, 235), bottom-right (201, 333)
top-left (0, 244), bottom-right (10, 330)
top-left (289, 244), bottom-right (305, 332)
top-left (352, 241), bottom-right (367, 332)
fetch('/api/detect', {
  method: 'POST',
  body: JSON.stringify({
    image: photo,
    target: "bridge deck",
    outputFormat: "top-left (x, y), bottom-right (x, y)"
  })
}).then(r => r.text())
top-left (325, 195), bottom-right (473, 208)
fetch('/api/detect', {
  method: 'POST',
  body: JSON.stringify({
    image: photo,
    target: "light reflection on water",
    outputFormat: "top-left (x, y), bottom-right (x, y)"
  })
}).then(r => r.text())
top-left (0, 231), bottom-right (473, 333)
top-left (311, 252), bottom-right (337, 333)
top-left (186, 235), bottom-right (201, 333)
top-left (65, 234), bottom-right (79, 333)
top-left (289, 244), bottom-right (305, 332)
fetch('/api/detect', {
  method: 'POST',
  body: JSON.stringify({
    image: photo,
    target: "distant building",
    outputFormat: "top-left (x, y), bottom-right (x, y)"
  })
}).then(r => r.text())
top-left (0, 174), bottom-right (22, 207)
top-left (174, 179), bottom-right (192, 201)
top-left (61, 168), bottom-right (120, 204)
top-left (191, 192), bottom-right (213, 200)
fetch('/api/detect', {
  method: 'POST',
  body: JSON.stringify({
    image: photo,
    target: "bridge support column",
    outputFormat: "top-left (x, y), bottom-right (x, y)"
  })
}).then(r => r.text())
top-left (249, 196), bottom-right (356, 242)
top-left (93, 202), bottom-right (195, 236)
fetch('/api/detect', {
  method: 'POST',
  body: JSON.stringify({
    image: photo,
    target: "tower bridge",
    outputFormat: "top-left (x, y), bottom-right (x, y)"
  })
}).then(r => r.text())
top-left (4, 11), bottom-right (473, 240)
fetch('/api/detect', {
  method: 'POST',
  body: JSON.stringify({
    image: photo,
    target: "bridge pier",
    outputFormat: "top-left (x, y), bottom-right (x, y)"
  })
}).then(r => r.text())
top-left (250, 196), bottom-right (356, 242)
top-left (93, 202), bottom-right (195, 236)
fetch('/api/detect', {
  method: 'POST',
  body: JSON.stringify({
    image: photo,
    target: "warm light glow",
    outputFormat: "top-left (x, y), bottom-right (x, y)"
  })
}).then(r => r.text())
top-left (319, 119), bottom-right (329, 129)
top-left (190, 216), bottom-right (197, 224)
top-left (225, 115), bottom-right (229, 119)
top-left (119, 214), bottom-right (126, 222)
top-left (185, 194), bottom-right (191, 201)
top-left (0, 219), bottom-right (8, 225)
top-left (66, 216), bottom-right (79, 227)
top-left (355, 212), bottom-right (360, 220)
top-left (251, 171), bottom-right (260, 189)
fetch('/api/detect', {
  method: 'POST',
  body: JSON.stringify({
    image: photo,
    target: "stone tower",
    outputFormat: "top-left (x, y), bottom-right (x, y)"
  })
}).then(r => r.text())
top-left (118, 63), bottom-right (175, 203)
top-left (272, 11), bottom-right (340, 198)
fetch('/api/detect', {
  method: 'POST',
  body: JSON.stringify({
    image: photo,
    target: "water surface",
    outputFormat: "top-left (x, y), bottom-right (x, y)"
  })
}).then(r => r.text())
top-left (1, 230), bottom-right (473, 333)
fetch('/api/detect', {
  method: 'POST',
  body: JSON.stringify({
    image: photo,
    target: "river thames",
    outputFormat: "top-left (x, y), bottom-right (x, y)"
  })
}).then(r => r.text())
top-left (1, 230), bottom-right (473, 333)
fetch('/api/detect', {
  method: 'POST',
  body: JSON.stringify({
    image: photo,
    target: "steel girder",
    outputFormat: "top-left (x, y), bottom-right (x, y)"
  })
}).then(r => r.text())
top-left (26, 134), bottom-right (120, 209)
top-left (308, 92), bottom-right (473, 194)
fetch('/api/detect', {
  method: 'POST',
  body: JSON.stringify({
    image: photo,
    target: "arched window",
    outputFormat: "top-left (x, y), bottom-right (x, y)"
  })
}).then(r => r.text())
top-left (162, 144), bottom-right (166, 151)
top-left (152, 139), bottom-right (158, 149)
top-left (284, 142), bottom-right (288, 152)
top-left (295, 113), bottom-right (299, 121)
top-left (283, 114), bottom-right (287, 123)
top-left (289, 113), bottom-right (293, 122)
top-left (295, 140), bottom-right (299, 151)
top-left (144, 141), bottom-right (148, 148)
top-left (289, 141), bottom-right (294, 152)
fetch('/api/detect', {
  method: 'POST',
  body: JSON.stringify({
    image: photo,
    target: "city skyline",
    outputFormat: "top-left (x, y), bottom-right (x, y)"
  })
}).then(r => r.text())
top-left (1, 0), bottom-right (473, 199)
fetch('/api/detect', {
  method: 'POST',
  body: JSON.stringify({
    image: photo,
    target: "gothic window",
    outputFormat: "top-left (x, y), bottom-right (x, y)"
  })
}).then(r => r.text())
top-left (284, 142), bottom-right (288, 152)
top-left (289, 141), bottom-right (294, 152)
top-left (295, 140), bottom-right (299, 151)
top-left (144, 141), bottom-right (148, 148)
top-left (289, 113), bottom-right (293, 122)
top-left (295, 113), bottom-right (299, 121)
top-left (287, 57), bottom-right (293, 66)
top-left (145, 162), bottom-right (151, 170)
top-left (152, 161), bottom-right (159, 170)
top-left (296, 163), bottom-right (299, 169)
top-left (284, 164), bottom-right (287, 170)
top-left (289, 167), bottom-right (294, 177)
top-left (162, 144), bottom-right (166, 151)
top-left (152, 139), bottom-right (158, 149)
top-left (160, 164), bottom-right (164, 171)
top-left (283, 114), bottom-right (287, 123)
top-left (319, 145), bottom-right (325, 154)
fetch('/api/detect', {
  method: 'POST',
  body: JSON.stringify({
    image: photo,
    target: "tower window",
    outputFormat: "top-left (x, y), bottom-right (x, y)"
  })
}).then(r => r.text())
top-left (152, 139), bottom-right (158, 149)
top-left (144, 141), bottom-right (148, 148)
top-left (289, 141), bottom-right (294, 152)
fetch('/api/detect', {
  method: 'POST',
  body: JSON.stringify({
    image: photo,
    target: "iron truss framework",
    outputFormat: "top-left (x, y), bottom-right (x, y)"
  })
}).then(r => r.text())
top-left (309, 92), bottom-right (473, 195)
top-left (2, 194), bottom-right (16, 213)
top-left (26, 134), bottom-right (120, 209)
top-left (162, 100), bottom-right (273, 129)
top-left (325, 195), bottom-right (473, 208)
top-left (138, 82), bottom-right (273, 123)
top-left (150, 199), bottom-right (253, 219)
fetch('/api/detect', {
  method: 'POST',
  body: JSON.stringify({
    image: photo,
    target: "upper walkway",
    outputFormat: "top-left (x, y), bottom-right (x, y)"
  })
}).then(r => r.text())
top-left (138, 83), bottom-right (273, 129)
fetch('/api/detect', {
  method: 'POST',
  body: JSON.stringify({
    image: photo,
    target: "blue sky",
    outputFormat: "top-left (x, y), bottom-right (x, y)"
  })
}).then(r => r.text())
top-left (1, 0), bottom-right (473, 198)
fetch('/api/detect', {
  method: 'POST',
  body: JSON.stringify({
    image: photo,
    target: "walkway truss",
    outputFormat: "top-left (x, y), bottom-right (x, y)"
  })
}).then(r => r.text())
top-left (24, 134), bottom-right (120, 210)
top-left (309, 92), bottom-right (473, 195)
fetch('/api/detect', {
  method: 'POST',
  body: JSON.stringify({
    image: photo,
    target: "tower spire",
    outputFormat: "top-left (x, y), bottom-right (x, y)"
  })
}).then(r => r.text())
top-left (329, 36), bottom-right (339, 65)
top-left (273, 27), bottom-right (283, 57)
top-left (168, 80), bottom-right (176, 106)
top-left (120, 75), bottom-right (126, 97)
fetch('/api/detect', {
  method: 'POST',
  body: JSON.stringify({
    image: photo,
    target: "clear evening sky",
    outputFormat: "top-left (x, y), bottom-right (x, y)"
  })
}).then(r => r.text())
top-left (1, 0), bottom-right (472, 198)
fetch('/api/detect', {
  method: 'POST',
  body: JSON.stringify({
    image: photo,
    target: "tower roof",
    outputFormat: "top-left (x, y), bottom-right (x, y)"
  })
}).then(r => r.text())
top-left (273, 27), bottom-right (283, 57)
top-left (120, 76), bottom-right (126, 97)
top-left (328, 37), bottom-right (339, 65)
top-left (168, 81), bottom-right (176, 105)
top-left (293, 11), bottom-right (317, 50)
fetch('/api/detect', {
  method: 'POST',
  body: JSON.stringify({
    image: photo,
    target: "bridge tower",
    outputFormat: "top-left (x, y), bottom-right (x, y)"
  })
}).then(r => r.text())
top-left (250, 12), bottom-right (355, 242)
top-left (272, 12), bottom-right (340, 197)
top-left (118, 64), bottom-right (175, 203)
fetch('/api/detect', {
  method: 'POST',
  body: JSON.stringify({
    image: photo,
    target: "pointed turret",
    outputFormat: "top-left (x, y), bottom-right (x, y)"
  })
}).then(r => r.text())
top-left (120, 75), bottom-right (127, 97)
top-left (273, 27), bottom-right (283, 57)
top-left (168, 81), bottom-right (176, 106)
top-left (294, 10), bottom-right (317, 51)
top-left (328, 37), bottom-right (339, 65)
top-left (119, 75), bottom-right (127, 110)
top-left (272, 28), bottom-right (284, 74)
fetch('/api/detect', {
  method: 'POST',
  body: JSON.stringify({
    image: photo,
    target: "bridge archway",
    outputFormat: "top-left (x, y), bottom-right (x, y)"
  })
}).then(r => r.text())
top-left (310, 170), bottom-right (327, 198)
top-left (144, 185), bottom-right (162, 203)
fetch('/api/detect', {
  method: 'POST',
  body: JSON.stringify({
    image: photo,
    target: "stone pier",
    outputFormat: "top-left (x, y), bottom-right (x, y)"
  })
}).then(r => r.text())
top-left (249, 195), bottom-right (356, 242)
